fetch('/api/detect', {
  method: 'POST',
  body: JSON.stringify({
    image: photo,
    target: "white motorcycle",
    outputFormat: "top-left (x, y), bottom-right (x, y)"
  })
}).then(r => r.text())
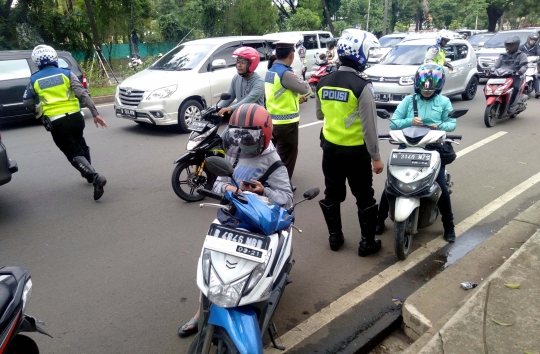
top-left (188, 156), bottom-right (319, 354)
top-left (377, 108), bottom-right (467, 260)
top-left (525, 55), bottom-right (539, 97)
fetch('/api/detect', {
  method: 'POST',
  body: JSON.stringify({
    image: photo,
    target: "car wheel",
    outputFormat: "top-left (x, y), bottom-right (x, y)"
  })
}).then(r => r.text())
top-left (177, 100), bottom-right (202, 133)
top-left (462, 76), bottom-right (478, 101)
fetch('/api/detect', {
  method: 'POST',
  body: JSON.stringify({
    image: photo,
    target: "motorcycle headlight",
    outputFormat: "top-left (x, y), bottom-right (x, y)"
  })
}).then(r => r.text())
top-left (389, 174), bottom-right (432, 194)
top-left (202, 249), bottom-right (212, 285)
top-left (245, 249), bottom-right (272, 293)
top-left (146, 84), bottom-right (177, 100)
top-left (208, 267), bottom-right (248, 308)
top-left (485, 85), bottom-right (493, 95)
top-left (22, 279), bottom-right (33, 311)
top-left (186, 126), bottom-right (217, 150)
top-left (399, 76), bottom-right (415, 86)
top-left (494, 84), bottom-right (511, 95)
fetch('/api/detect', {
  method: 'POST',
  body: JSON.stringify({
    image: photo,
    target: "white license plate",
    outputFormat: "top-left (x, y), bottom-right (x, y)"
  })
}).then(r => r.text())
top-left (121, 109), bottom-right (136, 118)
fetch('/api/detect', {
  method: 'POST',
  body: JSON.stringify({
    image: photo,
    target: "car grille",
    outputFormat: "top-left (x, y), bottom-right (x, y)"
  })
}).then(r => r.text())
top-left (368, 76), bottom-right (401, 83)
top-left (118, 88), bottom-right (145, 106)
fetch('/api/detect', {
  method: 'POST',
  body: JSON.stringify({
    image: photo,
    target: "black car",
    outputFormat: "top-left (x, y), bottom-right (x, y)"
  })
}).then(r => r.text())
top-left (0, 50), bottom-right (89, 123)
top-left (0, 130), bottom-right (18, 186)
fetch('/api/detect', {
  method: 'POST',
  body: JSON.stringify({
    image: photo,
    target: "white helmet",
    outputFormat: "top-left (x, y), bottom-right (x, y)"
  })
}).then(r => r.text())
top-left (436, 31), bottom-right (452, 45)
top-left (337, 29), bottom-right (380, 66)
top-left (31, 45), bottom-right (58, 69)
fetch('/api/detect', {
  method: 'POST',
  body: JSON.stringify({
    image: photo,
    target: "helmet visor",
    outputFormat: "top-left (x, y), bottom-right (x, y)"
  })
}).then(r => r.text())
top-left (223, 126), bottom-right (265, 158)
top-left (416, 67), bottom-right (444, 92)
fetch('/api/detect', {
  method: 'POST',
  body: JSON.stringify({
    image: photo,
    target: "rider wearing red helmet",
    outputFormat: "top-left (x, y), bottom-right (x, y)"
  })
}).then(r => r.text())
top-left (217, 47), bottom-right (265, 117)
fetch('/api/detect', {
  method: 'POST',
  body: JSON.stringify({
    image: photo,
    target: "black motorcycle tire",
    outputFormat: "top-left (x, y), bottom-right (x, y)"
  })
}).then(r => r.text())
top-left (6, 335), bottom-right (39, 354)
top-left (171, 160), bottom-right (216, 202)
top-left (484, 103), bottom-right (498, 127)
top-left (187, 326), bottom-right (240, 354)
top-left (394, 214), bottom-right (414, 261)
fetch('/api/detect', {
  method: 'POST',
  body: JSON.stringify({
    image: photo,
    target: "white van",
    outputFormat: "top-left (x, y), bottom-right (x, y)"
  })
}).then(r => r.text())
top-left (114, 36), bottom-right (303, 132)
top-left (264, 31), bottom-right (334, 78)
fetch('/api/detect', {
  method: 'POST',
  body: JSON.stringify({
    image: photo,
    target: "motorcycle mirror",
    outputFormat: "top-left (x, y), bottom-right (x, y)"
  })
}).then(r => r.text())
top-left (377, 109), bottom-right (391, 119)
top-left (447, 109), bottom-right (468, 118)
top-left (303, 188), bottom-right (320, 200)
top-left (220, 93), bottom-right (232, 101)
top-left (205, 156), bottom-right (234, 177)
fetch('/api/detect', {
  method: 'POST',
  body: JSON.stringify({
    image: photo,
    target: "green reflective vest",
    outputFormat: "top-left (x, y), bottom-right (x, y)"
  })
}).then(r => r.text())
top-left (424, 46), bottom-right (446, 66)
top-left (318, 86), bottom-right (364, 146)
top-left (264, 64), bottom-right (300, 125)
top-left (32, 68), bottom-right (80, 117)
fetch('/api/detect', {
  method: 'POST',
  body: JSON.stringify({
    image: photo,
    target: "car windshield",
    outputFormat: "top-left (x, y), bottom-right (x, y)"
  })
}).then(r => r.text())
top-left (468, 34), bottom-right (494, 45)
top-left (380, 44), bottom-right (431, 65)
top-left (379, 37), bottom-right (404, 48)
top-left (483, 31), bottom-right (534, 48)
top-left (150, 44), bottom-right (214, 71)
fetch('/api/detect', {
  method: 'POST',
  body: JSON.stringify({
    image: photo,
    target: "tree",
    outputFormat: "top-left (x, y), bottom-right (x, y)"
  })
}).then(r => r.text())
top-left (286, 8), bottom-right (322, 31)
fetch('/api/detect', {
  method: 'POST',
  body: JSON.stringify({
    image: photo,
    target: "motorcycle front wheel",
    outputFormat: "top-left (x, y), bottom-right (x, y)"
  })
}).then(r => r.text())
top-left (171, 160), bottom-right (216, 202)
top-left (484, 103), bottom-right (498, 127)
top-left (394, 214), bottom-right (414, 260)
top-left (188, 326), bottom-right (240, 354)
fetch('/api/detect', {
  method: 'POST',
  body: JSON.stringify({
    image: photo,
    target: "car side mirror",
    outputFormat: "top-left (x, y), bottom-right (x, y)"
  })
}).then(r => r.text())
top-left (447, 109), bottom-right (468, 118)
top-left (211, 59), bottom-right (227, 70)
top-left (377, 109), bottom-right (391, 119)
top-left (205, 156), bottom-right (234, 177)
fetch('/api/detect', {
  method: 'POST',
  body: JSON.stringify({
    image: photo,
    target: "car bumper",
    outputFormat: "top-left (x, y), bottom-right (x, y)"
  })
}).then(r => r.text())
top-left (370, 82), bottom-right (414, 106)
top-left (114, 96), bottom-right (179, 125)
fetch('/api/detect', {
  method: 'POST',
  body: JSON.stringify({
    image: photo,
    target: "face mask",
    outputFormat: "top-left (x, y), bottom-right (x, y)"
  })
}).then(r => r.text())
top-left (529, 40), bottom-right (537, 46)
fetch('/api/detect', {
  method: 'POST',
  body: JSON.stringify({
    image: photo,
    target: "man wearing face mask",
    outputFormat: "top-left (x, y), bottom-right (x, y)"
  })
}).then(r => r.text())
top-left (217, 47), bottom-right (265, 117)
top-left (519, 33), bottom-right (540, 99)
top-left (490, 36), bottom-right (528, 113)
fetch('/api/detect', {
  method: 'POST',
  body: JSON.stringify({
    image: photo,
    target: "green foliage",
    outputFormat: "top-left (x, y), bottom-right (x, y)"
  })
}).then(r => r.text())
top-left (226, 0), bottom-right (280, 35)
top-left (286, 8), bottom-right (322, 31)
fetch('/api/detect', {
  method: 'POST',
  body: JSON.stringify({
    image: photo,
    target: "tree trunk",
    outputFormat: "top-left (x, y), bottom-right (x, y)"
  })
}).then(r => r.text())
top-left (390, 0), bottom-right (398, 33)
top-left (486, 4), bottom-right (504, 32)
top-left (416, 7), bottom-right (424, 31)
top-left (321, 0), bottom-right (335, 35)
top-left (383, 0), bottom-right (388, 35)
top-left (84, 0), bottom-right (106, 72)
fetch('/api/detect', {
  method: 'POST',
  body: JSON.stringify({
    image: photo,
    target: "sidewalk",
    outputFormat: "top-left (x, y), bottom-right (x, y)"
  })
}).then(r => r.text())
top-left (414, 227), bottom-right (540, 353)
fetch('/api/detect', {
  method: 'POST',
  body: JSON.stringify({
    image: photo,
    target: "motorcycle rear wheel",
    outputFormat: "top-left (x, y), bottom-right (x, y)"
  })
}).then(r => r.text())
top-left (171, 160), bottom-right (216, 202)
top-left (394, 214), bottom-right (414, 261)
top-left (6, 335), bottom-right (39, 354)
top-left (188, 326), bottom-right (240, 354)
top-left (484, 103), bottom-right (498, 127)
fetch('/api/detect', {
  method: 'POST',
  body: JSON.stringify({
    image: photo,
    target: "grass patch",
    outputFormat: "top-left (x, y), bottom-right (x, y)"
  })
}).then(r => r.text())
top-left (89, 85), bottom-right (117, 97)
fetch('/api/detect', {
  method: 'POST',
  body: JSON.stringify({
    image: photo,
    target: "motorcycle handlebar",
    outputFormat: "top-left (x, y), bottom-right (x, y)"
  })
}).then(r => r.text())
top-left (197, 188), bottom-right (224, 201)
top-left (446, 135), bottom-right (462, 140)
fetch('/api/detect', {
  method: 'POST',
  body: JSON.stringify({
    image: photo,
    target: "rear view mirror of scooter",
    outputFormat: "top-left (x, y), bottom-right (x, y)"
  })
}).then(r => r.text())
top-left (205, 156), bottom-right (234, 177)
top-left (377, 109), bottom-right (391, 119)
top-left (447, 109), bottom-right (468, 118)
top-left (288, 188), bottom-right (320, 214)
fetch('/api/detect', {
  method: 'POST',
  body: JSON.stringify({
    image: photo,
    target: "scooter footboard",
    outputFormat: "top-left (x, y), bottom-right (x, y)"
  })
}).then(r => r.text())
top-left (208, 305), bottom-right (263, 354)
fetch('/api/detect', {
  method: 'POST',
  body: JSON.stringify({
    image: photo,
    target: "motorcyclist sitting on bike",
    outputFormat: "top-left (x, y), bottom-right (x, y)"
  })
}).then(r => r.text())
top-left (519, 33), bottom-right (540, 98)
top-left (177, 103), bottom-right (293, 338)
top-left (217, 47), bottom-right (265, 117)
top-left (490, 36), bottom-right (528, 112)
top-left (376, 64), bottom-right (458, 243)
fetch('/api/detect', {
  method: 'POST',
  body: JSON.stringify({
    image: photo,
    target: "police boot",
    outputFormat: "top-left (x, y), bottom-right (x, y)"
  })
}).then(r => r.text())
top-left (358, 205), bottom-right (382, 257)
top-left (319, 200), bottom-right (344, 251)
top-left (83, 148), bottom-right (93, 183)
top-left (71, 156), bottom-right (107, 201)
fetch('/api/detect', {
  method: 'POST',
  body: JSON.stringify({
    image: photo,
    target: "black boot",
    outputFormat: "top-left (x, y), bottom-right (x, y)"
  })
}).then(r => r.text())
top-left (438, 193), bottom-right (456, 243)
top-left (72, 156), bottom-right (107, 200)
top-left (358, 205), bottom-right (382, 257)
top-left (319, 200), bottom-right (344, 251)
top-left (375, 191), bottom-right (389, 235)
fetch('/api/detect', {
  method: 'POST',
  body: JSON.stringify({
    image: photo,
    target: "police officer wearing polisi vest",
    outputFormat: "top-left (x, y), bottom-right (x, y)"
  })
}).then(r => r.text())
top-left (265, 39), bottom-right (311, 182)
top-left (424, 31), bottom-right (455, 72)
top-left (23, 45), bottom-right (108, 201)
top-left (316, 30), bottom-right (384, 257)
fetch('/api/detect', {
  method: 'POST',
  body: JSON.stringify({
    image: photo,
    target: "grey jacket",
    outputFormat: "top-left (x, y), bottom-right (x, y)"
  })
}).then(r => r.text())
top-left (519, 43), bottom-right (540, 57)
top-left (221, 73), bottom-right (265, 110)
top-left (492, 50), bottom-right (528, 75)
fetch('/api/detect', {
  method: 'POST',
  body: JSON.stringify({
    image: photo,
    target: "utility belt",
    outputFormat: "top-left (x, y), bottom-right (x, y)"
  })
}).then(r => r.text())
top-left (41, 111), bottom-right (80, 132)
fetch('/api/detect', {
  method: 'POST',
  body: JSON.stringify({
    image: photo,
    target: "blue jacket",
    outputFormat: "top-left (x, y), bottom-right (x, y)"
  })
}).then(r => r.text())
top-left (390, 94), bottom-right (456, 132)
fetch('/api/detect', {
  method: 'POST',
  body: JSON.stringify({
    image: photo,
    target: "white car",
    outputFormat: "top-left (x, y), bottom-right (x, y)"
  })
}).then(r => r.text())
top-left (365, 38), bottom-right (480, 106)
top-left (114, 36), bottom-right (303, 132)
top-left (367, 33), bottom-right (408, 67)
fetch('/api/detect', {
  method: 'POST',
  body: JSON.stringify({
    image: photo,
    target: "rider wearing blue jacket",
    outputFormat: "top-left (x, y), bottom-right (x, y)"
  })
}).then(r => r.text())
top-left (376, 64), bottom-right (458, 243)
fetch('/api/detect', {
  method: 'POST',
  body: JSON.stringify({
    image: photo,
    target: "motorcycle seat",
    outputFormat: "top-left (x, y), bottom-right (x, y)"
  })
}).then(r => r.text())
top-left (0, 282), bottom-right (14, 322)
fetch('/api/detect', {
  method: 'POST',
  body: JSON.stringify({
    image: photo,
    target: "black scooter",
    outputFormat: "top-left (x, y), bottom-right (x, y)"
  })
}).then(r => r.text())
top-left (0, 266), bottom-right (51, 354)
top-left (171, 93), bottom-right (231, 202)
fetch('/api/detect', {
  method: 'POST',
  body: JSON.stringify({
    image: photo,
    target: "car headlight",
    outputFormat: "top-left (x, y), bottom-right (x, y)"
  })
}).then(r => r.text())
top-left (399, 76), bottom-right (415, 86)
top-left (389, 174), bottom-right (432, 194)
top-left (208, 267), bottom-right (248, 308)
top-left (22, 279), bottom-right (33, 311)
top-left (245, 249), bottom-right (272, 293)
top-left (146, 85), bottom-right (177, 100)
top-left (186, 126), bottom-right (217, 150)
top-left (202, 249), bottom-right (212, 285)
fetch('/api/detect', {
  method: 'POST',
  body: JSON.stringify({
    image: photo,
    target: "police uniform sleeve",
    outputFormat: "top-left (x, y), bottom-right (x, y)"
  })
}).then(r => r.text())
top-left (280, 70), bottom-right (310, 95)
top-left (358, 83), bottom-right (381, 161)
top-left (69, 73), bottom-right (100, 117)
top-left (424, 47), bottom-right (438, 63)
top-left (22, 82), bottom-right (37, 111)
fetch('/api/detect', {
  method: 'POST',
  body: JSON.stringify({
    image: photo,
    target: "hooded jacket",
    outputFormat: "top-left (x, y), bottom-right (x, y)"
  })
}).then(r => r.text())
top-left (390, 93), bottom-right (456, 132)
top-left (493, 50), bottom-right (528, 75)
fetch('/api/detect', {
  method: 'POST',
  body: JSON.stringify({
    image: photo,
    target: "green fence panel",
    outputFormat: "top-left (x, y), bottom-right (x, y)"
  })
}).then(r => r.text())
top-left (72, 42), bottom-right (178, 62)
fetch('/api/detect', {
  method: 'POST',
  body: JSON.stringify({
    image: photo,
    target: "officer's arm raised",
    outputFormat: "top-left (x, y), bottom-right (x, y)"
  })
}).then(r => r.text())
top-left (69, 73), bottom-right (100, 118)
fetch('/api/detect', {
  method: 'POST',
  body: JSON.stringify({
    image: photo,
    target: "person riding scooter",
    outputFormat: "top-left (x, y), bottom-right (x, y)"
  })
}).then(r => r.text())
top-left (376, 64), bottom-right (458, 243)
top-left (519, 33), bottom-right (540, 98)
top-left (489, 36), bottom-right (528, 112)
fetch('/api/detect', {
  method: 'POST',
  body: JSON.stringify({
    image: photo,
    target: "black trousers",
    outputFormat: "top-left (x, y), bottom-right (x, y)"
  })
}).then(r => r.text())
top-left (50, 112), bottom-right (90, 162)
top-left (321, 138), bottom-right (376, 210)
top-left (509, 76), bottom-right (522, 107)
top-left (273, 122), bottom-right (299, 179)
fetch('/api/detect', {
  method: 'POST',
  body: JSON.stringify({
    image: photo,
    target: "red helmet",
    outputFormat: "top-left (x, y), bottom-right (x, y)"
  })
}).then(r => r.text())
top-left (232, 47), bottom-right (260, 73)
top-left (224, 104), bottom-right (273, 158)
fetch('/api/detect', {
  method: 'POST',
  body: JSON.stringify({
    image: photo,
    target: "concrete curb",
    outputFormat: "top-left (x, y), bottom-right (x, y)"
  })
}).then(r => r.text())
top-left (402, 200), bottom-right (540, 346)
top-left (92, 95), bottom-right (115, 105)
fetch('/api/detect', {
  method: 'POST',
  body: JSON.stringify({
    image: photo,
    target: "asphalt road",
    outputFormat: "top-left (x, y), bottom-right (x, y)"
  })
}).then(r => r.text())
top-left (1, 88), bottom-right (540, 354)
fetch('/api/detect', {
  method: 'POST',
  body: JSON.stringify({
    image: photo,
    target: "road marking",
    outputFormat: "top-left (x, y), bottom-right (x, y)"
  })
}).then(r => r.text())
top-left (266, 137), bottom-right (540, 354)
top-left (299, 121), bottom-right (323, 129)
top-left (456, 131), bottom-right (507, 158)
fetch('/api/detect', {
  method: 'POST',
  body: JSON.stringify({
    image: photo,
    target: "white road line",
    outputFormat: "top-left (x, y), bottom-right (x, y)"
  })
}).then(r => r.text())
top-left (299, 121), bottom-right (323, 129)
top-left (456, 131), bottom-right (507, 158)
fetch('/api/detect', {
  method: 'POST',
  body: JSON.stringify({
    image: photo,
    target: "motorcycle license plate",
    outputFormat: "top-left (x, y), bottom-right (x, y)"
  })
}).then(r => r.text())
top-left (121, 109), bottom-right (136, 118)
top-left (207, 224), bottom-right (270, 250)
top-left (390, 152), bottom-right (431, 167)
top-left (188, 120), bottom-right (208, 132)
top-left (375, 93), bottom-right (390, 102)
top-left (204, 224), bottom-right (269, 261)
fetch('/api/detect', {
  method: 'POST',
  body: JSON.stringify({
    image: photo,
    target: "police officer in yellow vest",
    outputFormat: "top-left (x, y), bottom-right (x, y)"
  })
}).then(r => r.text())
top-left (265, 39), bottom-right (311, 182)
top-left (23, 45), bottom-right (108, 201)
top-left (424, 31), bottom-right (455, 71)
top-left (316, 30), bottom-right (384, 257)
